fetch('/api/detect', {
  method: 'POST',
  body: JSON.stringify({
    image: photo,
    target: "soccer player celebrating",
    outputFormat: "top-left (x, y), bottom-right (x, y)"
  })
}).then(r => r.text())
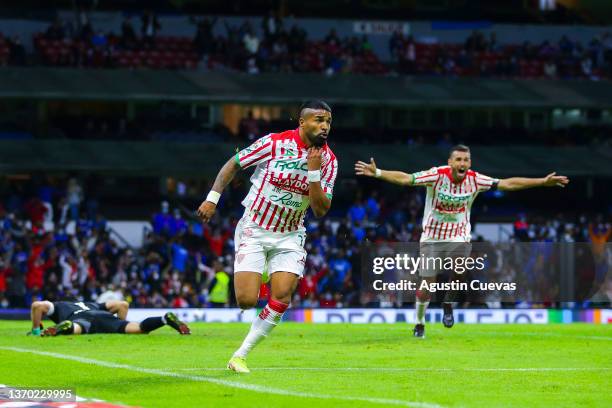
top-left (355, 144), bottom-right (568, 338)
top-left (197, 100), bottom-right (338, 373)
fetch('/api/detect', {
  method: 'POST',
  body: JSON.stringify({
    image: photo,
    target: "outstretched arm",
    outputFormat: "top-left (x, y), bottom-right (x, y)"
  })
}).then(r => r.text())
top-left (355, 158), bottom-right (414, 186)
top-left (498, 172), bottom-right (569, 191)
top-left (197, 157), bottom-right (241, 223)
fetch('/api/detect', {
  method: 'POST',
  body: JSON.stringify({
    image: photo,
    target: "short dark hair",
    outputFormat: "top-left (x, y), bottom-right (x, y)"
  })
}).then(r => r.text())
top-left (449, 144), bottom-right (470, 157)
top-left (299, 100), bottom-right (332, 117)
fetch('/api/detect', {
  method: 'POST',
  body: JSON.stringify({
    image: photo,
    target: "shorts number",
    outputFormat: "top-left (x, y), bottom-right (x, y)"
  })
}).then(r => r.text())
top-left (297, 233), bottom-right (305, 247)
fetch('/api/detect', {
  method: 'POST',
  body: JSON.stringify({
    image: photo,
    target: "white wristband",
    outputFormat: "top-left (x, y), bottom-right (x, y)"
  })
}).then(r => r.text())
top-left (375, 168), bottom-right (382, 178)
top-left (308, 170), bottom-right (321, 183)
top-left (206, 190), bottom-right (221, 205)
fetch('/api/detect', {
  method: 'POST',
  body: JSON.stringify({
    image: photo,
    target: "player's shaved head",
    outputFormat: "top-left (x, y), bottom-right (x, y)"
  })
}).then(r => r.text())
top-left (299, 100), bottom-right (332, 118)
top-left (449, 144), bottom-right (470, 158)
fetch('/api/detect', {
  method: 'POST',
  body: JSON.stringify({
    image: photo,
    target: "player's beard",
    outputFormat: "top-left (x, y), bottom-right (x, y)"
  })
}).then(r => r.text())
top-left (311, 133), bottom-right (328, 147)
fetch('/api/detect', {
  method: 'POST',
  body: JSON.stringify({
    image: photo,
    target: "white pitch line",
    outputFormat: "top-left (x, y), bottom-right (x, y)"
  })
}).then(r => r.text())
top-left (176, 367), bottom-right (612, 372)
top-left (0, 347), bottom-right (441, 408)
top-left (468, 331), bottom-right (612, 342)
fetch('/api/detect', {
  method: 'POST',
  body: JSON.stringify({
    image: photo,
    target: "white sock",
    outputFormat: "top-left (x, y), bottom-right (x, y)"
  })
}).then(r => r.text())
top-left (233, 300), bottom-right (287, 359)
top-left (416, 300), bottom-right (429, 325)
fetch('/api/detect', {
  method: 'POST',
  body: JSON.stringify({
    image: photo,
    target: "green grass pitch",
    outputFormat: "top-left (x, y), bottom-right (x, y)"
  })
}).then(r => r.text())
top-left (0, 321), bottom-right (610, 408)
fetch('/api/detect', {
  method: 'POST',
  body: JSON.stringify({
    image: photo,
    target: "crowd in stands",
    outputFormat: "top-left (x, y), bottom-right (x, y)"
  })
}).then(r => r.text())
top-left (389, 30), bottom-right (612, 79)
top-left (0, 175), bottom-right (610, 310)
top-left (3, 9), bottom-right (612, 80)
top-left (25, 10), bottom-right (385, 74)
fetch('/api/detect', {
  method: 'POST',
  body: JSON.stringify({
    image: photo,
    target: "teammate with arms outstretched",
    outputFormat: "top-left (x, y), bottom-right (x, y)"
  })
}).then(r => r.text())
top-left (197, 100), bottom-right (338, 372)
top-left (355, 144), bottom-right (568, 338)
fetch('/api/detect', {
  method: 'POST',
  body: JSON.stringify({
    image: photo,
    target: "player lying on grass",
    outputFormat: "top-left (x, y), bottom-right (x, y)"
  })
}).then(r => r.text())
top-left (28, 300), bottom-right (191, 336)
top-left (197, 100), bottom-right (338, 373)
top-left (355, 144), bottom-right (569, 338)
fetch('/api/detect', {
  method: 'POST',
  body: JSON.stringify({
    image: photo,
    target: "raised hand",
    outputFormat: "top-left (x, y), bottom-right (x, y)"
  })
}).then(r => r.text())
top-left (542, 172), bottom-right (570, 188)
top-left (355, 157), bottom-right (378, 177)
top-left (307, 147), bottom-right (323, 171)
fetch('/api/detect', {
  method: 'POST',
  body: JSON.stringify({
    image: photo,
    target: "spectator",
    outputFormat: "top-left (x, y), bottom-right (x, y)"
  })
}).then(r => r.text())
top-left (544, 59), bottom-right (558, 78)
top-left (67, 178), bottom-right (83, 222)
top-left (121, 17), bottom-right (138, 49)
top-left (8, 36), bottom-right (26, 66)
top-left (193, 17), bottom-right (217, 56)
top-left (141, 10), bottom-right (161, 48)
top-left (153, 201), bottom-right (173, 236)
top-left (323, 249), bottom-right (352, 293)
top-left (262, 10), bottom-right (282, 42)
top-left (170, 209), bottom-right (188, 237)
top-left (207, 258), bottom-right (230, 307)
top-left (324, 29), bottom-right (340, 48)
top-left (91, 31), bottom-right (108, 48)
top-left (203, 226), bottom-right (231, 257)
top-left (0, 259), bottom-right (8, 301)
top-left (170, 237), bottom-right (188, 274)
top-left (581, 54), bottom-right (593, 78)
top-left (389, 31), bottom-right (403, 63)
top-left (45, 18), bottom-right (66, 41)
top-left (348, 199), bottom-right (367, 224)
top-left (243, 27), bottom-right (260, 56)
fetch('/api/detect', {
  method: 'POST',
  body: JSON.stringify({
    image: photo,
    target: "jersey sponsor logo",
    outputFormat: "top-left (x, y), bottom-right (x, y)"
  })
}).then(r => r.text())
top-left (436, 191), bottom-right (470, 213)
top-left (269, 175), bottom-right (309, 195)
top-left (433, 210), bottom-right (461, 222)
top-left (437, 191), bottom-right (470, 204)
top-left (274, 159), bottom-right (308, 171)
top-left (269, 191), bottom-right (303, 208)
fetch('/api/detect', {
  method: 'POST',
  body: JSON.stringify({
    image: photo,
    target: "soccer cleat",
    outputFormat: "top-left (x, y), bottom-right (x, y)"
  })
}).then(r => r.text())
top-left (442, 303), bottom-right (454, 328)
top-left (413, 323), bottom-right (425, 338)
top-left (227, 356), bottom-right (250, 373)
top-left (43, 320), bottom-right (74, 337)
top-left (164, 312), bottom-right (191, 335)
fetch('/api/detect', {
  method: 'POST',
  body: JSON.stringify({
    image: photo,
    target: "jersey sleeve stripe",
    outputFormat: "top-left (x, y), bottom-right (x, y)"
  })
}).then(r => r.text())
top-left (239, 141), bottom-right (271, 161)
top-left (240, 149), bottom-right (272, 168)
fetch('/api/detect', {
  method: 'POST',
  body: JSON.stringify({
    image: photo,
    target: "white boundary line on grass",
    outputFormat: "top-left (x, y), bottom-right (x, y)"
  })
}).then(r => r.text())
top-left (0, 347), bottom-right (442, 408)
top-left (176, 367), bottom-right (612, 372)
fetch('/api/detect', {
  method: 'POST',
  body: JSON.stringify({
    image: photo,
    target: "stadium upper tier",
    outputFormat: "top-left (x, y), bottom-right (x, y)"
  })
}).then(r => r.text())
top-left (1, 14), bottom-right (612, 79)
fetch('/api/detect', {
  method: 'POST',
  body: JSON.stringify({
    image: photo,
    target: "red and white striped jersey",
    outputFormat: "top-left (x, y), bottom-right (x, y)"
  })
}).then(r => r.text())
top-left (236, 128), bottom-right (338, 232)
top-left (412, 166), bottom-right (499, 242)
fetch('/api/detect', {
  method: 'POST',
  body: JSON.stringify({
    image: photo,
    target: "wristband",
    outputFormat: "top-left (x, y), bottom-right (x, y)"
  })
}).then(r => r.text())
top-left (206, 190), bottom-right (221, 205)
top-left (375, 168), bottom-right (382, 178)
top-left (307, 170), bottom-right (321, 183)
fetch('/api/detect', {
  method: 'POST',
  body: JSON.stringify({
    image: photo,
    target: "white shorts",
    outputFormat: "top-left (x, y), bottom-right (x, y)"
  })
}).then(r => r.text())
top-left (234, 216), bottom-right (307, 277)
